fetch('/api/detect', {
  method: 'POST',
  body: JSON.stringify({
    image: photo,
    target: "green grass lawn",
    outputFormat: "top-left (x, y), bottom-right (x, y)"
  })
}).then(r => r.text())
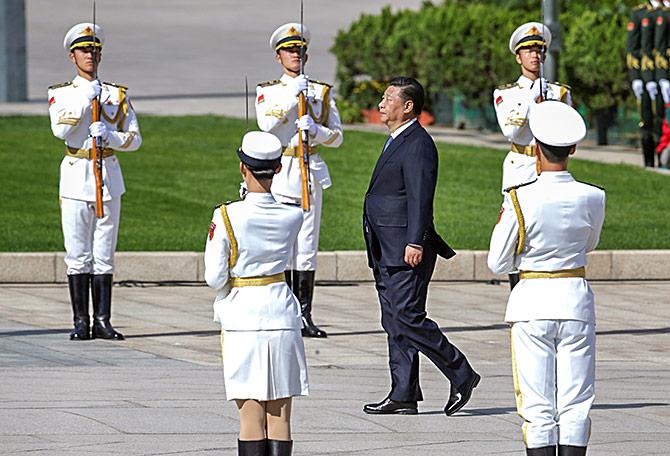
top-left (1, 116), bottom-right (668, 251)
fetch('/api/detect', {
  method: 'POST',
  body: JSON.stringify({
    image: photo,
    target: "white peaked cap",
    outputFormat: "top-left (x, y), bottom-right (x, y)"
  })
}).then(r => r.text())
top-left (63, 23), bottom-right (104, 51)
top-left (529, 101), bottom-right (587, 147)
top-left (270, 22), bottom-right (310, 51)
top-left (509, 21), bottom-right (551, 54)
top-left (237, 131), bottom-right (282, 167)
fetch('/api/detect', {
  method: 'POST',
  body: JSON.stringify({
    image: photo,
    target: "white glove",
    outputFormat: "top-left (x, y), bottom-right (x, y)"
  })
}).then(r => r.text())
top-left (296, 114), bottom-right (317, 136)
top-left (289, 74), bottom-right (309, 97)
top-left (80, 79), bottom-right (102, 101)
top-left (646, 81), bottom-right (658, 100)
top-left (632, 79), bottom-right (644, 99)
top-left (528, 78), bottom-right (546, 103)
top-left (89, 121), bottom-right (109, 140)
top-left (659, 79), bottom-right (670, 103)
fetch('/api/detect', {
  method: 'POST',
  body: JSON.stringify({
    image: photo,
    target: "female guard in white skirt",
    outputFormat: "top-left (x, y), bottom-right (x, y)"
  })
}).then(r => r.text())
top-left (204, 131), bottom-right (308, 456)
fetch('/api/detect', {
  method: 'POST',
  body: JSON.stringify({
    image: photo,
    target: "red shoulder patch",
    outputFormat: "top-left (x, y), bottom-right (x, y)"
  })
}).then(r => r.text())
top-left (257, 94), bottom-right (265, 104)
top-left (642, 17), bottom-right (650, 27)
top-left (658, 16), bottom-right (664, 26)
top-left (48, 96), bottom-right (55, 106)
top-left (209, 222), bottom-right (216, 240)
top-left (497, 206), bottom-right (505, 224)
top-left (627, 21), bottom-right (635, 31)
top-left (495, 95), bottom-right (503, 106)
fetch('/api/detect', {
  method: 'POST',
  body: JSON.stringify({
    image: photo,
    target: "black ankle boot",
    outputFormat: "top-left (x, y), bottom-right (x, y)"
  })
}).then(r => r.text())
top-left (68, 273), bottom-right (91, 340)
top-left (91, 274), bottom-right (124, 340)
top-left (294, 270), bottom-right (326, 338)
top-left (508, 272), bottom-right (520, 290)
top-left (237, 439), bottom-right (266, 456)
top-left (267, 439), bottom-right (292, 456)
top-left (526, 446), bottom-right (556, 456)
top-left (558, 445), bottom-right (586, 456)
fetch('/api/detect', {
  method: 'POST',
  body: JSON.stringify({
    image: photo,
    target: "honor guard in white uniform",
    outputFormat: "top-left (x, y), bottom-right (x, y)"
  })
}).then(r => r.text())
top-left (205, 131), bottom-right (308, 456)
top-left (493, 21), bottom-right (572, 290)
top-left (48, 23), bottom-right (142, 341)
top-left (255, 22), bottom-right (343, 338)
top-left (487, 101), bottom-right (606, 456)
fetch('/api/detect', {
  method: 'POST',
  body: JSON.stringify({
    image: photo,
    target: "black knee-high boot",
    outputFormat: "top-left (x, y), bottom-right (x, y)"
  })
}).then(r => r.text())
top-left (68, 273), bottom-right (91, 340)
top-left (526, 446), bottom-right (556, 456)
top-left (266, 439), bottom-right (292, 456)
top-left (237, 439), bottom-right (266, 456)
top-left (91, 274), bottom-right (124, 340)
top-left (294, 270), bottom-right (326, 338)
top-left (558, 445), bottom-right (586, 456)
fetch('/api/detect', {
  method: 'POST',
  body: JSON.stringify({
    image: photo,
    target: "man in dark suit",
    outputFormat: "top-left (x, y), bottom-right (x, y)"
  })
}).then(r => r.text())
top-left (362, 77), bottom-right (480, 416)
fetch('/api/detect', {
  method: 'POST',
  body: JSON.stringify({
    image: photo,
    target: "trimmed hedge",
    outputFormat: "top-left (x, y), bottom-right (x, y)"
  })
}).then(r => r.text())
top-left (332, 0), bottom-right (640, 123)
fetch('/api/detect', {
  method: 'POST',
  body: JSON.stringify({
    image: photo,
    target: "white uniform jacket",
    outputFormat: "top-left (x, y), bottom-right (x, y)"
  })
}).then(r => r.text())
top-left (48, 75), bottom-right (142, 202)
top-left (255, 73), bottom-right (343, 199)
top-left (487, 171), bottom-right (606, 324)
top-left (493, 76), bottom-right (572, 190)
top-left (493, 75), bottom-right (572, 146)
top-left (204, 192), bottom-right (304, 331)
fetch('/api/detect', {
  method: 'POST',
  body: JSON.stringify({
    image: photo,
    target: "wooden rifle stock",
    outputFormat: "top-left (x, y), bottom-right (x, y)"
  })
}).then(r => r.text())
top-left (91, 96), bottom-right (104, 218)
top-left (297, 92), bottom-right (311, 212)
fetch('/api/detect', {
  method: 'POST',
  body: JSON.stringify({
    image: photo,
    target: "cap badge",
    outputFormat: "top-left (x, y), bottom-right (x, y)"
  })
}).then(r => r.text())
top-left (287, 26), bottom-right (300, 36)
top-left (79, 26), bottom-right (94, 36)
top-left (526, 26), bottom-right (541, 36)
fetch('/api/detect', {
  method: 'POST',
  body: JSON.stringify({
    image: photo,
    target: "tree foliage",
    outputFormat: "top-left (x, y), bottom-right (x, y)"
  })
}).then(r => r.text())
top-left (332, 0), bottom-right (640, 122)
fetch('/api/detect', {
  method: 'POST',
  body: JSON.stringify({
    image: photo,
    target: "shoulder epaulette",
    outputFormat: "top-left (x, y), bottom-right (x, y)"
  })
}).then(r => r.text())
top-left (496, 82), bottom-right (520, 90)
top-left (504, 179), bottom-right (537, 193)
top-left (48, 82), bottom-right (72, 90)
top-left (258, 79), bottom-right (281, 87)
top-left (103, 82), bottom-right (128, 90)
top-left (214, 200), bottom-right (238, 209)
top-left (634, 3), bottom-right (650, 10)
top-left (309, 79), bottom-right (332, 88)
top-left (550, 81), bottom-right (572, 90)
top-left (576, 180), bottom-right (605, 191)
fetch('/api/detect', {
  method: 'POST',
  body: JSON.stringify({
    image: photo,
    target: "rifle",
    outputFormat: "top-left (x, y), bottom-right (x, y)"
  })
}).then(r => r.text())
top-left (91, 1), bottom-right (104, 218)
top-left (297, 0), bottom-right (311, 212)
top-left (245, 75), bottom-right (250, 132)
top-left (539, 1), bottom-right (548, 101)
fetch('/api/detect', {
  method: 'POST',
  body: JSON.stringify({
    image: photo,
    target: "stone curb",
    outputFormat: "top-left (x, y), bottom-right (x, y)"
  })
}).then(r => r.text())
top-left (1, 250), bottom-right (669, 283)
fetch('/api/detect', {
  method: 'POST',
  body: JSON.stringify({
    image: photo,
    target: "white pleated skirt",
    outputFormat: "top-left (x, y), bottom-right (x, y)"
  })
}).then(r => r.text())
top-left (222, 329), bottom-right (309, 401)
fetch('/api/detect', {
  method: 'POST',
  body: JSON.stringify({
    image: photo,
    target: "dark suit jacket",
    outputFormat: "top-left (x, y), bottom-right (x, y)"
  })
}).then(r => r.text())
top-left (363, 120), bottom-right (456, 267)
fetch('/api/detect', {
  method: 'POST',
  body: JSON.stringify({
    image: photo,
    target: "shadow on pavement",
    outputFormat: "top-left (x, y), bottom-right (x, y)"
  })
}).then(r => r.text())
top-left (420, 402), bottom-right (668, 416)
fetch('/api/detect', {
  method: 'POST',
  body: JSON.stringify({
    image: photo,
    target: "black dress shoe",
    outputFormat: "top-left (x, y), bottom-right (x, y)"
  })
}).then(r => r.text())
top-left (444, 372), bottom-right (481, 416)
top-left (363, 397), bottom-right (417, 415)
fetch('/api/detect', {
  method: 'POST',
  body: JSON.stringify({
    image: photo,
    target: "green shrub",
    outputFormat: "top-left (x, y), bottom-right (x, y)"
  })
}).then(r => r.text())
top-left (332, 0), bottom-right (641, 122)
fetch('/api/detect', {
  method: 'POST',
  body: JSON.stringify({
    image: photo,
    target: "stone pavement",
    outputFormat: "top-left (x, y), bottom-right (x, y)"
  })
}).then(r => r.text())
top-left (1, 281), bottom-right (669, 455)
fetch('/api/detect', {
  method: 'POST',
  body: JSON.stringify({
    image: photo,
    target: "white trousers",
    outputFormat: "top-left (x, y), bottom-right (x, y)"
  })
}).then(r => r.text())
top-left (511, 320), bottom-right (595, 448)
top-left (502, 151), bottom-right (537, 192)
top-left (60, 197), bottom-right (121, 275)
top-left (275, 180), bottom-right (322, 271)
